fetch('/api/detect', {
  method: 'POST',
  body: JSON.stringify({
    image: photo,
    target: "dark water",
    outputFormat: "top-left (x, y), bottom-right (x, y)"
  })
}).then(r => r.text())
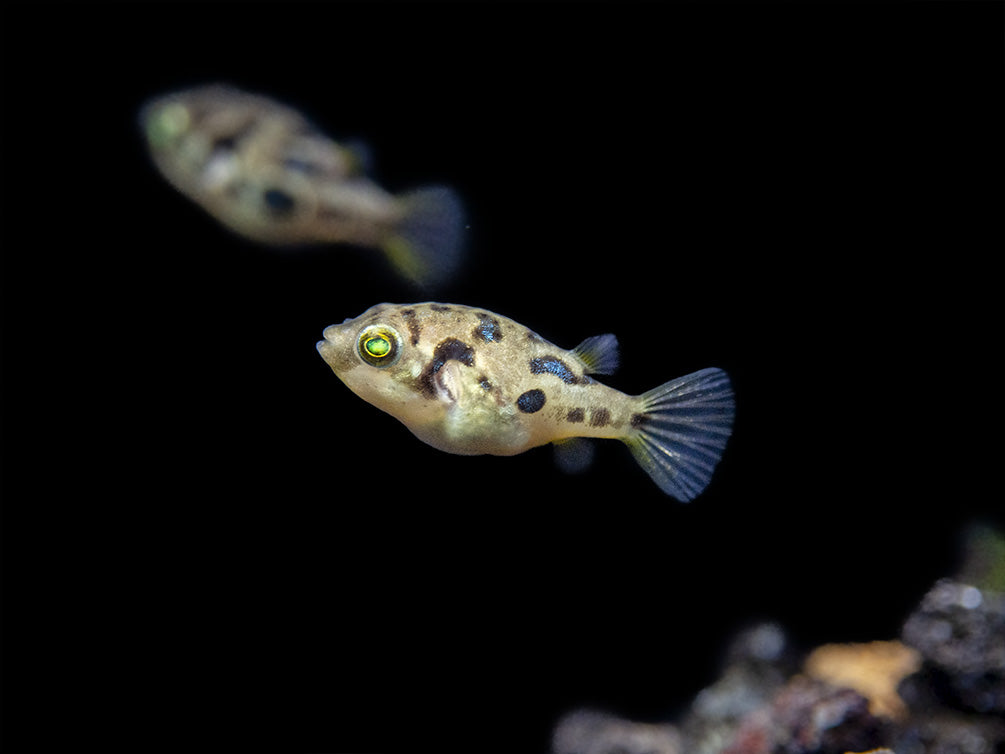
top-left (3, 3), bottom-right (1002, 752)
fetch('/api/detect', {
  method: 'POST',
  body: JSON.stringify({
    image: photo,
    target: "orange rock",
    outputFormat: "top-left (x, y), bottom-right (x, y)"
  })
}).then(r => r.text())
top-left (804, 641), bottom-right (921, 720)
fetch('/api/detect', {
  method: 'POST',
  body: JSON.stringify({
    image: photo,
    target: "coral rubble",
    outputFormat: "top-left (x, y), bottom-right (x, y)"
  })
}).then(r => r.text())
top-left (552, 572), bottom-right (1005, 754)
top-left (804, 640), bottom-right (921, 720)
top-left (552, 708), bottom-right (681, 754)
top-left (901, 579), bottom-right (1005, 716)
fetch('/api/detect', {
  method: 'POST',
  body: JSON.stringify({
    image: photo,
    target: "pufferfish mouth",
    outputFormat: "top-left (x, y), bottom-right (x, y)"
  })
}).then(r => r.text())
top-left (316, 323), bottom-right (354, 373)
top-left (316, 330), bottom-right (340, 355)
top-left (316, 325), bottom-right (336, 353)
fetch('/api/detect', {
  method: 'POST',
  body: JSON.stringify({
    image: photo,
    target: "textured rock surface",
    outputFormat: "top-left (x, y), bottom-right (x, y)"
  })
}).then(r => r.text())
top-left (901, 579), bottom-right (1005, 715)
top-left (552, 708), bottom-right (681, 754)
top-left (552, 574), bottom-right (1005, 754)
top-left (804, 641), bottom-right (921, 719)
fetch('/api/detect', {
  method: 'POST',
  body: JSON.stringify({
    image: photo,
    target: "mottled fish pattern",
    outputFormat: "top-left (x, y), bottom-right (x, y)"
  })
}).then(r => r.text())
top-left (140, 84), bottom-right (465, 287)
top-left (317, 302), bottom-right (735, 501)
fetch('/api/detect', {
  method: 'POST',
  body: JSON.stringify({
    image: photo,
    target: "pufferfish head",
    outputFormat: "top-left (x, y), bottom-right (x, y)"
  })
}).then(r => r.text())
top-left (316, 305), bottom-right (430, 414)
top-left (141, 86), bottom-right (267, 155)
top-left (139, 88), bottom-right (229, 181)
top-left (140, 94), bottom-right (191, 156)
top-left (140, 85), bottom-right (325, 239)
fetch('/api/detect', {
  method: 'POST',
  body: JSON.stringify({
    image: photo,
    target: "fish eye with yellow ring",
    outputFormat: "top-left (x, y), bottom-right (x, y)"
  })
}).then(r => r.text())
top-left (357, 325), bottom-right (402, 368)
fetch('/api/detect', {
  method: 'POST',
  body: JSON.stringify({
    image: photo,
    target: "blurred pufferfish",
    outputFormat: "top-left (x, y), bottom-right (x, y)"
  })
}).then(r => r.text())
top-left (140, 84), bottom-right (466, 288)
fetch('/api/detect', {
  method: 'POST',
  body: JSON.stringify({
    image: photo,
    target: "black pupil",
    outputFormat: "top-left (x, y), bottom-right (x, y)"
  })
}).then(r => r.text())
top-left (263, 188), bottom-right (296, 216)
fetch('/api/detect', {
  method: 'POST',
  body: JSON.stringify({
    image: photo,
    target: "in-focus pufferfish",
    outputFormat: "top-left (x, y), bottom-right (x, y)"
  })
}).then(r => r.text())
top-left (317, 303), bottom-right (735, 501)
top-left (140, 84), bottom-right (465, 287)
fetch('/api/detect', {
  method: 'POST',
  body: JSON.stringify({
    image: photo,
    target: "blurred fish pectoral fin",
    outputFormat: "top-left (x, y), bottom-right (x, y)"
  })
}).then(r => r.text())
top-left (571, 333), bottom-right (620, 375)
top-left (622, 367), bottom-right (735, 502)
top-left (553, 437), bottom-right (596, 475)
top-left (342, 138), bottom-right (375, 175)
top-left (383, 186), bottom-right (466, 289)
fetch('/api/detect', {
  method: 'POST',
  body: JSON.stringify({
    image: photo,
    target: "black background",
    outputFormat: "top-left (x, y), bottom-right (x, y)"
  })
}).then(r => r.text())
top-left (2, 3), bottom-right (1003, 753)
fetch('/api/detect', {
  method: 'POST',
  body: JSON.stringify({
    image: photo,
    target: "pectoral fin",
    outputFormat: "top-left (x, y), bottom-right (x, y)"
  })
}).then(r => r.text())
top-left (434, 360), bottom-right (466, 404)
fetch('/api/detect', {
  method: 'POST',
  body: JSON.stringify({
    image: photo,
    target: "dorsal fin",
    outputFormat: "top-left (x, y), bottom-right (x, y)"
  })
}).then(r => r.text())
top-left (571, 333), bottom-right (620, 375)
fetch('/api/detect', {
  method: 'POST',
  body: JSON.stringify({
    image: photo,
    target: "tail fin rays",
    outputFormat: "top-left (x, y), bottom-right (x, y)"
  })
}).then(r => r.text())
top-left (383, 186), bottom-right (466, 289)
top-left (623, 367), bottom-right (735, 502)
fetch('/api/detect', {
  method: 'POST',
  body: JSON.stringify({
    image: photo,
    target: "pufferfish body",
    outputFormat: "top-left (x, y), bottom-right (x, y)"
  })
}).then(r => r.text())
top-left (317, 302), bottom-right (735, 501)
top-left (140, 84), bottom-right (464, 287)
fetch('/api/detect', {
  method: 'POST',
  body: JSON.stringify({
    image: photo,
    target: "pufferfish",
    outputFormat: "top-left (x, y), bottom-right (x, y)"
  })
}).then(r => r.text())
top-left (140, 84), bottom-right (465, 287)
top-left (317, 303), bottom-right (735, 501)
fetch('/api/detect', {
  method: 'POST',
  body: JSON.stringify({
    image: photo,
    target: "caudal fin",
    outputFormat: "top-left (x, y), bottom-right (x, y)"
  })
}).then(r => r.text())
top-left (623, 367), bottom-right (735, 502)
top-left (382, 186), bottom-right (466, 289)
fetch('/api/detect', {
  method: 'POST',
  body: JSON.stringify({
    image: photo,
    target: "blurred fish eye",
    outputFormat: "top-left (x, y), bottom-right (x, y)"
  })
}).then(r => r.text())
top-left (145, 102), bottom-right (190, 149)
top-left (357, 325), bottom-right (401, 368)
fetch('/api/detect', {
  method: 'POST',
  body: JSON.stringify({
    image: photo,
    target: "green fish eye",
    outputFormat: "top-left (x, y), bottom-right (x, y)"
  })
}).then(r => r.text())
top-left (357, 326), bottom-right (401, 367)
top-left (365, 336), bottom-right (390, 358)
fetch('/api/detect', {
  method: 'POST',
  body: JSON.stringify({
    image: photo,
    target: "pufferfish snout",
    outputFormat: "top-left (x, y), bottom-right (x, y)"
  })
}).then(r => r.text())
top-left (317, 301), bottom-right (735, 501)
top-left (317, 322), bottom-right (369, 375)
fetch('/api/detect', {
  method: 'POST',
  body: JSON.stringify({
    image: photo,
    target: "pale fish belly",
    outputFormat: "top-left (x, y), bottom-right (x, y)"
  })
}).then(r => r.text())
top-left (400, 358), bottom-right (638, 456)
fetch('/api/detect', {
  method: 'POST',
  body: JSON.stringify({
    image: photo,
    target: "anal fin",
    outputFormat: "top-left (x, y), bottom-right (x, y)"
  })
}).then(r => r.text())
top-left (553, 437), bottom-right (596, 474)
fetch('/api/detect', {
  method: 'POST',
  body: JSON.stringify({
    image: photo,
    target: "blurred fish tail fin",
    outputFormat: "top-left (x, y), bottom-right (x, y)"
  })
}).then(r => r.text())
top-left (622, 367), bottom-right (734, 502)
top-left (383, 186), bottom-right (466, 289)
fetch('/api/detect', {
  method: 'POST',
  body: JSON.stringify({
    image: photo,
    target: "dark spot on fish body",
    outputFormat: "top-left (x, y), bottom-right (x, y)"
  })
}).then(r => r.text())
top-left (208, 119), bottom-right (258, 155)
top-left (282, 156), bottom-right (324, 176)
top-left (517, 389), bottom-right (546, 414)
top-left (400, 308), bottom-right (421, 345)
top-left (262, 187), bottom-right (296, 217)
top-left (473, 313), bottom-right (503, 343)
top-left (566, 407), bottom-right (585, 423)
top-left (630, 413), bottom-right (648, 429)
top-left (589, 407), bottom-right (611, 427)
top-left (209, 116), bottom-right (261, 155)
top-left (530, 356), bottom-right (579, 384)
top-left (210, 134), bottom-right (239, 156)
top-left (433, 338), bottom-right (475, 369)
top-left (479, 376), bottom-right (492, 391)
top-left (429, 304), bottom-right (453, 312)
